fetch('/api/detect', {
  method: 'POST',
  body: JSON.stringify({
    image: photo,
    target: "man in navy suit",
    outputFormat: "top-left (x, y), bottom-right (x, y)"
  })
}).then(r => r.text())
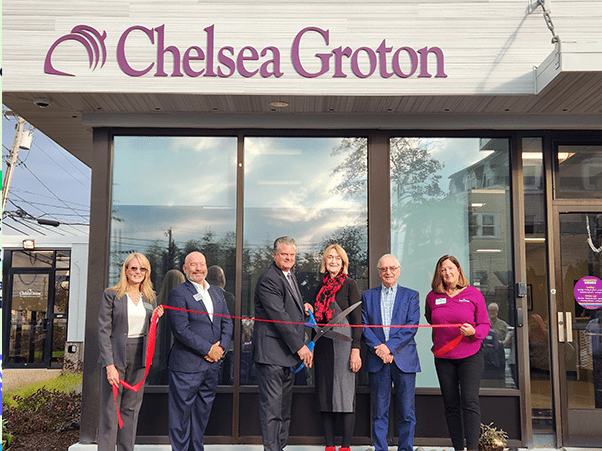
top-left (166, 251), bottom-right (233, 451)
top-left (362, 254), bottom-right (421, 451)
top-left (252, 236), bottom-right (313, 451)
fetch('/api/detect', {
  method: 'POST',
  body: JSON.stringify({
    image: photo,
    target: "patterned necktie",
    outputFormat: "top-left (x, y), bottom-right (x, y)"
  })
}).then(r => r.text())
top-left (287, 272), bottom-right (301, 301)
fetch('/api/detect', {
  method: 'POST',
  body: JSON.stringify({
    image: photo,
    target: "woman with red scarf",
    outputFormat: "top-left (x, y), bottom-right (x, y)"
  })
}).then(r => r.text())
top-left (311, 244), bottom-right (362, 451)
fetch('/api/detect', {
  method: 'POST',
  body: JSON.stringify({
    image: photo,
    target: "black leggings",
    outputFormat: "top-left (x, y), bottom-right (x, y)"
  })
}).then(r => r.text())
top-left (322, 411), bottom-right (355, 448)
top-left (435, 350), bottom-right (484, 451)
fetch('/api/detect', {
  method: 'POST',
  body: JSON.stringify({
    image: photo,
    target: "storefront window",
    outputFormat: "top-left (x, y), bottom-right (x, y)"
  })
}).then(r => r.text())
top-left (111, 136), bottom-right (237, 385)
top-left (389, 137), bottom-right (515, 389)
top-left (556, 145), bottom-right (602, 198)
top-left (241, 137), bottom-right (368, 386)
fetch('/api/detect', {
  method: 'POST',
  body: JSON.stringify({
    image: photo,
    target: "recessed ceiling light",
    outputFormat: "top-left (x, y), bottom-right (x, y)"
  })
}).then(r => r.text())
top-left (269, 101), bottom-right (289, 108)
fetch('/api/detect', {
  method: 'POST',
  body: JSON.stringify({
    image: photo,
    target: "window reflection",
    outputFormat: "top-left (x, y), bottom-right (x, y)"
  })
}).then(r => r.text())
top-left (111, 136), bottom-right (237, 386)
top-left (389, 137), bottom-right (515, 389)
top-left (242, 137), bottom-right (368, 386)
top-left (557, 145), bottom-right (602, 198)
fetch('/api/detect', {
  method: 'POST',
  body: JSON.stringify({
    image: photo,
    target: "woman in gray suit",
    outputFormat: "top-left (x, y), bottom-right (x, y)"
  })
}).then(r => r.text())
top-left (98, 253), bottom-right (163, 451)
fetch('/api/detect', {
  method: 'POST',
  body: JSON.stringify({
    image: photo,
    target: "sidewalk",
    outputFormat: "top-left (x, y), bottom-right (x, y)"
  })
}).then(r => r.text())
top-left (2, 368), bottom-right (63, 391)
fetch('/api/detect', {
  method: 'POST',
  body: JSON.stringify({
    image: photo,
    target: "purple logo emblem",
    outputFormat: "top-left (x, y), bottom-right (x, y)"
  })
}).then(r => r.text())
top-left (44, 25), bottom-right (107, 76)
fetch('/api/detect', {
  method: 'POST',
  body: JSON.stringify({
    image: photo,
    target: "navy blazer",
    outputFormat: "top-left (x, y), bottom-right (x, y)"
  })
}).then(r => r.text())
top-left (361, 285), bottom-right (421, 374)
top-left (98, 289), bottom-right (154, 369)
top-left (252, 262), bottom-right (306, 367)
top-left (166, 280), bottom-right (233, 373)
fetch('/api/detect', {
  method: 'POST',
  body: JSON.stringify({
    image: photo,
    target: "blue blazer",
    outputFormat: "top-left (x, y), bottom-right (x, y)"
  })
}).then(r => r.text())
top-left (166, 280), bottom-right (233, 373)
top-left (361, 285), bottom-right (421, 374)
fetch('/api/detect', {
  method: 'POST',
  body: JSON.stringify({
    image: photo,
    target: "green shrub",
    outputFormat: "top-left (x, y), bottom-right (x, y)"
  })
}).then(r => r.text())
top-left (3, 388), bottom-right (82, 435)
top-left (3, 418), bottom-right (15, 450)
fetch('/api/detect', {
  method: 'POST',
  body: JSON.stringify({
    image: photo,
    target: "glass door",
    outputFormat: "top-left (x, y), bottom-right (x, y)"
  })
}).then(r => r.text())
top-left (554, 210), bottom-right (602, 446)
top-left (7, 270), bottom-right (54, 367)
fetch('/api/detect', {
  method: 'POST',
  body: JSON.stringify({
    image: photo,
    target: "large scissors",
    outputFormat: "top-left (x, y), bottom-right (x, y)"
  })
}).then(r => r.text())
top-left (291, 300), bottom-right (362, 373)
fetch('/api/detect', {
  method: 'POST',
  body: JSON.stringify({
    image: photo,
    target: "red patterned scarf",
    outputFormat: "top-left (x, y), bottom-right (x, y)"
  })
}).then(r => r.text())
top-left (314, 271), bottom-right (347, 322)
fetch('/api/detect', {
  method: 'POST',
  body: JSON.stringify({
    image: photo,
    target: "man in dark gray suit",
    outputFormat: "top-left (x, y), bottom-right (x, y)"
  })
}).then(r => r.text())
top-left (252, 236), bottom-right (313, 451)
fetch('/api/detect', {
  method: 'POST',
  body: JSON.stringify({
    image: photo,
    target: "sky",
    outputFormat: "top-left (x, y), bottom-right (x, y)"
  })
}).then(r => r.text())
top-left (2, 109), bottom-right (92, 238)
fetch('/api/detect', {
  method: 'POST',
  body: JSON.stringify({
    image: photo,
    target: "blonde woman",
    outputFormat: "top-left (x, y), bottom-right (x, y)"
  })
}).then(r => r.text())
top-left (98, 253), bottom-right (163, 451)
top-left (311, 244), bottom-right (362, 451)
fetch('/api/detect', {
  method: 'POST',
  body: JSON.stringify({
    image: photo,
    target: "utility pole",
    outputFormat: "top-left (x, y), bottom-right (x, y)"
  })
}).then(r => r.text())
top-left (2, 115), bottom-right (26, 211)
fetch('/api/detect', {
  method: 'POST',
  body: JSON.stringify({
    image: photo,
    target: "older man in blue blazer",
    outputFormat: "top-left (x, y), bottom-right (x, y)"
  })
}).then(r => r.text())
top-left (166, 251), bottom-right (233, 451)
top-left (362, 253), bottom-right (421, 451)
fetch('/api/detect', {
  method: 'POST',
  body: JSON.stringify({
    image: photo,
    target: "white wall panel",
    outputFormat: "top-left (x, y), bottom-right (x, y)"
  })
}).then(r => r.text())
top-left (3, 0), bottom-right (601, 96)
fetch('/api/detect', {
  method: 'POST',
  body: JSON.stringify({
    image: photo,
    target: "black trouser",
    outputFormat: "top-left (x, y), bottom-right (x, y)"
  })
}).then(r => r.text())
top-left (434, 349), bottom-right (484, 451)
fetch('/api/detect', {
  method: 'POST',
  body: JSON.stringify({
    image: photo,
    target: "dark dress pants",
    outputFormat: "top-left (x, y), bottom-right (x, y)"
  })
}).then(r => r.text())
top-left (434, 350), bottom-right (484, 451)
top-left (168, 363), bottom-right (219, 451)
top-left (255, 362), bottom-right (295, 451)
top-left (368, 363), bottom-right (416, 451)
top-left (98, 337), bottom-right (146, 451)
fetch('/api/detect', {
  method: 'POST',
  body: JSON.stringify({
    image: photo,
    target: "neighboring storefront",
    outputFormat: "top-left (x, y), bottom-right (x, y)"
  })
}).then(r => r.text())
top-left (2, 236), bottom-right (89, 372)
top-left (3, 1), bottom-right (602, 448)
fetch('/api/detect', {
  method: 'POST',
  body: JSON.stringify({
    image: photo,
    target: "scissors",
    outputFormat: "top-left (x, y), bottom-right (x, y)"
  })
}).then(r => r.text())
top-left (291, 300), bottom-right (362, 373)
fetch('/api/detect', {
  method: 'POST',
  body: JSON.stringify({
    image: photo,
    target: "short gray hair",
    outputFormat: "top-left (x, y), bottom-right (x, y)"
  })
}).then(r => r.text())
top-left (274, 236), bottom-right (296, 253)
top-left (377, 253), bottom-right (399, 268)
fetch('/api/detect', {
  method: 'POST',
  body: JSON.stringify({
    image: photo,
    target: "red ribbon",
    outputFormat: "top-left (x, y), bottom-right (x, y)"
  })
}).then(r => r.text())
top-left (112, 309), bottom-right (159, 428)
top-left (110, 305), bottom-right (462, 427)
top-left (432, 334), bottom-right (463, 357)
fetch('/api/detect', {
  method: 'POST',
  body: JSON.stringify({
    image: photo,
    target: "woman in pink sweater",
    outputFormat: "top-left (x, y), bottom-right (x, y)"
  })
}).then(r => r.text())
top-left (425, 255), bottom-right (491, 451)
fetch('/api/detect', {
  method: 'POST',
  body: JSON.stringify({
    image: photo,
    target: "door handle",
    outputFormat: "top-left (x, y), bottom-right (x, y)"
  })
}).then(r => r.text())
top-left (557, 312), bottom-right (573, 343)
top-left (565, 311), bottom-right (573, 342)
top-left (558, 312), bottom-right (565, 342)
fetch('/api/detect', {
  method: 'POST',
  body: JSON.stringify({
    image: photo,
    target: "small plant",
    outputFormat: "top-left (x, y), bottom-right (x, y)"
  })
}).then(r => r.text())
top-left (479, 422), bottom-right (508, 451)
top-left (3, 418), bottom-right (15, 450)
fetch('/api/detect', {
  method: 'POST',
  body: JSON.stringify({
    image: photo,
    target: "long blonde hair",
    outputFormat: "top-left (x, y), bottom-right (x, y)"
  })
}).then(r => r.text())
top-left (430, 254), bottom-right (469, 294)
top-left (108, 253), bottom-right (156, 303)
top-left (318, 244), bottom-right (349, 276)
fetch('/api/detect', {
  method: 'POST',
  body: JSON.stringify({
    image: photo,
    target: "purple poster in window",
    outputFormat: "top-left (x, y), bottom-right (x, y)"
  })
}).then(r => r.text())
top-left (574, 276), bottom-right (602, 310)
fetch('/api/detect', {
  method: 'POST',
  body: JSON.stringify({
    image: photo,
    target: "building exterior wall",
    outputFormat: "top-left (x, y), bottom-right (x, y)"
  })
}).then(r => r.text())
top-left (3, 0), bottom-right (601, 97)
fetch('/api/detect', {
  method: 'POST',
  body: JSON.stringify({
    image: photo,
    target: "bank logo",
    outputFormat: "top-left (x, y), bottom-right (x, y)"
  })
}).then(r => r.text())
top-left (44, 25), bottom-right (107, 76)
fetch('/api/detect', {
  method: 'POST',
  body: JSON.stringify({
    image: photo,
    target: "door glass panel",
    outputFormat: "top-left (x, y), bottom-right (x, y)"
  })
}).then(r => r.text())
top-left (556, 145), bottom-right (602, 198)
top-left (52, 270), bottom-right (70, 368)
top-left (111, 136), bottom-right (238, 386)
top-left (12, 250), bottom-right (53, 267)
top-left (9, 273), bottom-right (50, 364)
top-left (242, 137), bottom-right (368, 386)
top-left (523, 137), bottom-right (553, 434)
top-left (559, 213), bottom-right (602, 410)
top-left (390, 137), bottom-right (515, 389)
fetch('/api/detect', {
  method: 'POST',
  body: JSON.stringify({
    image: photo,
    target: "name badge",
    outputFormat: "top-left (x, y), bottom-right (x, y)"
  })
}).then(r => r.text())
top-left (193, 293), bottom-right (203, 302)
top-left (435, 298), bottom-right (446, 305)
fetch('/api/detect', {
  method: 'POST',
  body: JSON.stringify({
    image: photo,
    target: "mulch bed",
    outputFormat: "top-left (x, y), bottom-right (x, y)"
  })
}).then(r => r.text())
top-left (10, 429), bottom-right (79, 451)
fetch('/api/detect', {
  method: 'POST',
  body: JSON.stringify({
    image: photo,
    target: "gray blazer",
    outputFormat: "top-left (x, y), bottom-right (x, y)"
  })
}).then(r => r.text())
top-left (98, 288), bottom-right (154, 369)
top-left (252, 262), bottom-right (306, 367)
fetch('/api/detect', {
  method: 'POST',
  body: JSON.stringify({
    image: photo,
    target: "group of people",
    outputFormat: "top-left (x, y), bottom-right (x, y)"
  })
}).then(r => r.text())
top-left (98, 237), bottom-right (491, 451)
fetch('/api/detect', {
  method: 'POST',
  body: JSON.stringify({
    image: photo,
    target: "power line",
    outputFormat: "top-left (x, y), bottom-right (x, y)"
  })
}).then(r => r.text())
top-left (45, 138), bottom-right (91, 180)
top-left (17, 159), bottom-right (89, 222)
top-left (2, 221), bottom-right (30, 235)
top-left (10, 191), bottom-right (90, 214)
top-left (31, 139), bottom-right (90, 188)
top-left (11, 187), bottom-right (90, 208)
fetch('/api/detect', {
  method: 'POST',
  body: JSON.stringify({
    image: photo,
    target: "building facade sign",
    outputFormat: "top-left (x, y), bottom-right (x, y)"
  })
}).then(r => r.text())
top-left (45, 24), bottom-right (447, 80)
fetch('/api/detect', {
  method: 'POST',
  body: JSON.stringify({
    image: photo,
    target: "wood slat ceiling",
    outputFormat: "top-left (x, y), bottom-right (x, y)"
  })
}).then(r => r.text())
top-left (3, 71), bottom-right (602, 167)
